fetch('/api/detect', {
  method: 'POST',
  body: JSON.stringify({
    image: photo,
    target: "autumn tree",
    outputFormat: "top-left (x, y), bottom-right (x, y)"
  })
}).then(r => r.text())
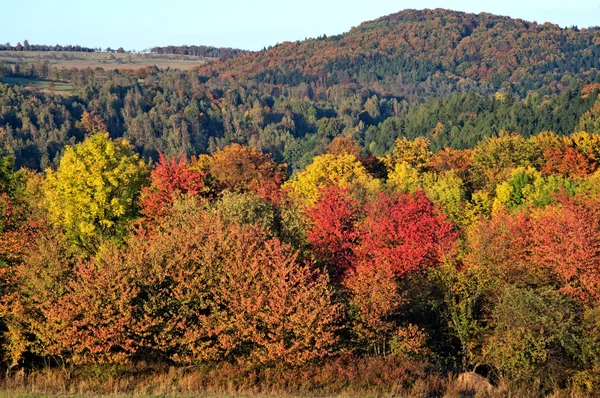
top-left (6, 200), bottom-right (341, 366)
top-left (44, 132), bottom-right (149, 253)
top-left (140, 151), bottom-right (206, 219)
top-left (530, 195), bottom-right (600, 302)
top-left (470, 132), bottom-right (538, 191)
top-left (326, 135), bottom-right (362, 158)
top-left (209, 144), bottom-right (287, 202)
top-left (343, 262), bottom-right (404, 354)
top-left (577, 99), bottom-right (600, 135)
top-left (285, 153), bottom-right (380, 204)
top-left (305, 186), bottom-right (362, 278)
top-left (358, 191), bottom-right (456, 278)
top-left (383, 137), bottom-right (432, 172)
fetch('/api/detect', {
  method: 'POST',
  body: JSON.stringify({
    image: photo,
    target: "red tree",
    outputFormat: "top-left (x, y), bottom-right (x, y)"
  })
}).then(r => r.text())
top-left (358, 191), bottom-right (457, 278)
top-left (305, 186), bottom-right (362, 277)
top-left (140, 152), bottom-right (206, 219)
top-left (530, 196), bottom-right (600, 301)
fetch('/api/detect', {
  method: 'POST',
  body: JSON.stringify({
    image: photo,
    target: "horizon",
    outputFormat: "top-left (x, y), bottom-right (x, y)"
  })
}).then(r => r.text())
top-left (2, 1), bottom-right (600, 52)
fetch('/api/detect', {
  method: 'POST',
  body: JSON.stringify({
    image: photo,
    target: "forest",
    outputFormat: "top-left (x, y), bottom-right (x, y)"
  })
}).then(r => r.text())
top-left (1, 7), bottom-right (600, 397)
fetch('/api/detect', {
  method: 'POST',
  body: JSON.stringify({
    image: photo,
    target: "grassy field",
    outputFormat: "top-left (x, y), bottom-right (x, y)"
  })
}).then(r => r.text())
top-left (0, 51), bottom-right (212, 70)
top-left (0, 77), bottom-right (74, 94)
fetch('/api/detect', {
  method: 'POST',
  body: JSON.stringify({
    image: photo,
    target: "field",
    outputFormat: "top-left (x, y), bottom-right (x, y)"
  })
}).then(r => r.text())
top-left (0, 51), bottom-right (212, 70)
top-left (0, 76), bottom-right (74, 94)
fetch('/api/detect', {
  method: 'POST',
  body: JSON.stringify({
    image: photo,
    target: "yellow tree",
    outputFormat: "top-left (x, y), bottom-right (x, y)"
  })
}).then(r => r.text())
top-left (285, 154), bottom-right (380, 204)
top-left (44, 133), bottom-right (149, 253)
top-left (383, 137), bottom-right (432, 173)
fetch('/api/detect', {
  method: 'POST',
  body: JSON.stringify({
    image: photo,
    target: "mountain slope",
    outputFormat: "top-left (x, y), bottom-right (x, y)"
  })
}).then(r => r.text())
top-left (200, 9), bottom-right (600, 98)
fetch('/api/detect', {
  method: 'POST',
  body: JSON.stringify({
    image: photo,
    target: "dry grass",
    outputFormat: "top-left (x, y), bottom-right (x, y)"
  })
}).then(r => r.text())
top-left (0, 51), bottom-right (211, 70)
top-left (0, 356), bottom-right (452, 397)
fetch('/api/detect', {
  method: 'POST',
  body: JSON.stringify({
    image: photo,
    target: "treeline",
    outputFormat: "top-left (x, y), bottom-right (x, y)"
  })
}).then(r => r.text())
top-left (1, 65), bottom-right (599, 173)
top-left (150, 45), bottom-right (250, 59)
top-left (0, 41), bottom-right (96, 52)
top-left (4, 116), bottom-right (600, 394)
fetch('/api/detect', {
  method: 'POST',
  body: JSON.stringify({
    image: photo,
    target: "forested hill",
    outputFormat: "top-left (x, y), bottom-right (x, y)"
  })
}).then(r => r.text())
top-left (2, 9), bottom-right (600, 172)
top-left (200, 8), bottom-right (600, 98)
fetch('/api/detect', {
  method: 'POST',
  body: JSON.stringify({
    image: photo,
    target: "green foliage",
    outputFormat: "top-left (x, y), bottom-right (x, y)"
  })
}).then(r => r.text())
top-left (213, 190), bottom-right (277, 233)
top-left (484, 286), bottom-right (586, 391)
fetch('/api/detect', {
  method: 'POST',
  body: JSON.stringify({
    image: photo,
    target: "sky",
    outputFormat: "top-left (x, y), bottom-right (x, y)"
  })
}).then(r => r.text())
top-left (2, 0), bottom-right (600, 51)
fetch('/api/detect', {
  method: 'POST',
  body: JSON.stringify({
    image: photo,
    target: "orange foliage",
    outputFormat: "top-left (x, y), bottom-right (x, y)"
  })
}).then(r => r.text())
top-left (4, 205), bottom-right (340, 366)
top-left (530, 196), bottom-right (600, 301)
top-left (327, 136), bottom-right (362, 159)
top-left (210, 144), bottom-right (287, 203)
top-left (540, 146), bottom-right (596, 177)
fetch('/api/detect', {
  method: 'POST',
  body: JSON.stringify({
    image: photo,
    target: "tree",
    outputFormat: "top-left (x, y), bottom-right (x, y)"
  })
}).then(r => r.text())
top-left (343, 262), bottom-right (404, 354)
top-left (470, 132), bottom-right (538, 191)
top-left (530, 196), bottom-right (600, 302)
top-left (285, 154), bottom-right (380, 204)
top-left (384, 137), bottom-right (431, 172)
top-left (44, 132), bottom-right (149, 253)
top-left (359, 191), bottom-right (456, 278)
top-left (8, 201), bottom-right (341, 366)
top-left (577, 99), bottom-right (600, 135)
top-left (484, 286), bottom-right (584, 392)
top-left (326, 135), bottom-right (362, 159)
top-left (306, 186), bottom-right (362, 278)
top-left (140, 151), bottom-right (206, 220)
top-left (209, 144), bottom-right (287, 203)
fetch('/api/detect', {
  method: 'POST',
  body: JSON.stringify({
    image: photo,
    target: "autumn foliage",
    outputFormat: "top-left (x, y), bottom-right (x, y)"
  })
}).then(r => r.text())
top-left (140, 151), bottom-right (206, 219)
top-left (7, 125), bottom-right (600, 395)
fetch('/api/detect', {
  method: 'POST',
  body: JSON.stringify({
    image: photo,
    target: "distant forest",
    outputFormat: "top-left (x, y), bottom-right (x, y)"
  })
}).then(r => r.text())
top-left (0, 41), bottom-right (96, 52)
top-left (150, 45), bottom-right (250, 59)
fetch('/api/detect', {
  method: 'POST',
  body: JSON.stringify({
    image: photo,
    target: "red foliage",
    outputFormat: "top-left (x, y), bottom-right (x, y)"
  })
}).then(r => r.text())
top-left (305, 186), bottom-right (362, 277)
top-left (0, 193), bottom-right (44, 266)
top-left (530, 196), bottom-right (600, 301)
top-left (358, 191), bottom-right (457, 278)
top-left (140, 152), bottom-right (206, 219)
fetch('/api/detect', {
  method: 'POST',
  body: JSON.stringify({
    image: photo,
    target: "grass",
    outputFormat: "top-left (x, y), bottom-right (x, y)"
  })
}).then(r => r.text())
top-left (0, 51), bottom-right (212, 71)
top-left (0, 357), bottom-right (452, 397)
top-left (0, 77), bottom-right (74, 94)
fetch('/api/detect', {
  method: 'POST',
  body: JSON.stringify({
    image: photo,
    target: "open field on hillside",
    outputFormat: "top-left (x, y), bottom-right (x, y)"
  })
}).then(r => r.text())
top-left (0, 51), bottom-right (211, 70)
top-left (0, 76), bottom-right (74, 94)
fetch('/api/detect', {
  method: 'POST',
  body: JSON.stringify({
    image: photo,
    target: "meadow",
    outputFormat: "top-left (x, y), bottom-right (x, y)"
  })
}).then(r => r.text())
top-left (0, 76), bottom-right (74, 94)
top-left (0, 50), bottom-right (211, 70)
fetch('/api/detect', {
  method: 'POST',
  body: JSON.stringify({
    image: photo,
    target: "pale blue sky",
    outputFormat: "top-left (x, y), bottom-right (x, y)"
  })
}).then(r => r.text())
top-left (2, 0), bottom-right (600, 51)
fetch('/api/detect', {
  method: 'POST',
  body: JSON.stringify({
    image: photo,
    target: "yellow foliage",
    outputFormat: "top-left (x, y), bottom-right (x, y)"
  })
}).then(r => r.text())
top-left (44, 133), bottom-right (149, 253)
top-left (389, 162), bottom-right (466, 225)
top-left (387, 161), bottom-right (421, 192)
top-left (284, 154), bottom-right (380, 204)
top-left (383, 137), bottom-right (431, 172)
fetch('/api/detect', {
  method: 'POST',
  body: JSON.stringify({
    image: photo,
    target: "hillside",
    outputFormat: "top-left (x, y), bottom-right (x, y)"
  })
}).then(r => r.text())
top-left (201, 9), bottom-right (600, 98)
top-left (1, 9), bottom-right (600, 172)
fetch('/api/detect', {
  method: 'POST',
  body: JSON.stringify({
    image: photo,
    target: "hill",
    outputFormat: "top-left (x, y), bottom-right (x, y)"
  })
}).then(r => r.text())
top-left (1, 9), bottom-right (600, 172)
top-left (200, 9), bottom-right (600, 99)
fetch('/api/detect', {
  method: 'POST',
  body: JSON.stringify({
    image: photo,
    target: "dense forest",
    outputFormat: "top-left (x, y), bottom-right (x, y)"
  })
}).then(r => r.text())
top-left (2, 7), bottom-right (600, 397)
